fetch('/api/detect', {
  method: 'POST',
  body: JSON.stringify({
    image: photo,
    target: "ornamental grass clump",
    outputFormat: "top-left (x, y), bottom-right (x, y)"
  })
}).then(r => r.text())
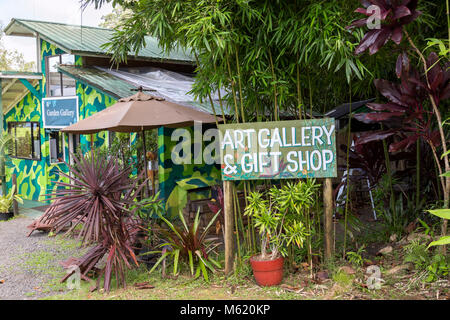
top-left (40, 152), bottom-right (146, 292)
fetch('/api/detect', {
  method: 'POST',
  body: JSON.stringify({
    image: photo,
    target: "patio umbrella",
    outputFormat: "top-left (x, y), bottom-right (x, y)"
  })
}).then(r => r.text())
top-left (61, 91), bottom-right (220, 134)
top-left (62, 91), bottom-right (221, 194)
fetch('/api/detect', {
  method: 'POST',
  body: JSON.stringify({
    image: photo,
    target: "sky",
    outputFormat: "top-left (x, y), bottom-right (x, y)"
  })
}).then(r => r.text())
top-left (0, 0), bottom-right (113, 69)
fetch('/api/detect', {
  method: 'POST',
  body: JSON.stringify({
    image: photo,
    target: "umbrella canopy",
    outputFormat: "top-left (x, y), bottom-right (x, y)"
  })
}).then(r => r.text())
top-left (61, 91), bottom-right (221, 134)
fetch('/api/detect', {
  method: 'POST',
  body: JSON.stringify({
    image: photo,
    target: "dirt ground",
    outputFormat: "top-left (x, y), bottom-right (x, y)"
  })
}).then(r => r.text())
top-left (1, 208), bottom-right (448, 300)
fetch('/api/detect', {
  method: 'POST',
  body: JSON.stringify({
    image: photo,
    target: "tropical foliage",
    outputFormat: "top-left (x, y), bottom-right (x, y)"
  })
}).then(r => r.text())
top-left (40, 152), bottom-right (145, 291)
top-left (244, 180), bottom-right (319, 261)
top-left (0, 185), bottom-right (23, 213)
top-left (149, 209), bottom-right (222, 281)
top-left (84, 0), bottom-right (445, 119)
top-left (0, 26), bottom-right (35, 71)
top-left (347, 0), bottom-right (449, 244)
top-left (74, 0), bottom-right (449, 288)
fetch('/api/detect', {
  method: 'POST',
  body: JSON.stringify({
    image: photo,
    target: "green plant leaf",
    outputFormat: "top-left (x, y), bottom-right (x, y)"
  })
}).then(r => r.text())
top-left (440, 171), bottom-right (450, 178)
top-left (173, 249), bottom-right (180, 276)
top-left (188, 250), bottom-right (194, 276)
top-left (427, 236), bottom-right (450, 248)
top-left (149, 251), bottom-right (170, 274)
top-left (428, 209), bottom-right (450, 220)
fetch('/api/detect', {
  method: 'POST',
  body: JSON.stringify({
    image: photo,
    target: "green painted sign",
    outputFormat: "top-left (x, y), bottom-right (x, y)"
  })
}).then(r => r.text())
top-left (218, 118), bottom-right (337, 180)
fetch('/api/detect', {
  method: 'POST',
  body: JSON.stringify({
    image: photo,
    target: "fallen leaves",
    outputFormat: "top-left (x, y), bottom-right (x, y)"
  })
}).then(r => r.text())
top-left (280, 284), bottom-right (303, 293)
top-left (339, 266), bottom-right (356, 275)
top-left (377, 245), bottom-right (393, 256)
top-left (134, 282), bottom-right (155, 290)
top-left (386, 264), bottom-right (411, 276)
top-left (316, 271), bottom-right (329, 281)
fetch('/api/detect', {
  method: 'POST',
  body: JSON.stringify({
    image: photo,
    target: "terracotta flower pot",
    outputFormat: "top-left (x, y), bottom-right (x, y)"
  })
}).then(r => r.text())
top-left (0, 211), bottom-right (14, 221)
top-left (249, 255), bottom-right (284, 287)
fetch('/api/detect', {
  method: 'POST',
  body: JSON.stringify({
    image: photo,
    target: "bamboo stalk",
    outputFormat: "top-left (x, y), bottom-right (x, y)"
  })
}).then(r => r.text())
top-left (343, 83), bottom-right (352, 258)
top-left (235, 48), bottom-right (246, 123)
top-left (308, 70), bottom-right (313, 119)
top-left (226, 55), bottom-right (241, 123)
top-left (404, 30), bottom-right (449, 246)
top-left (214, 65), bottom-right (227, 124)
top-left (224, 180), bottom-right (234, 275)
top-left (416, 139), bottom-right (420, 208)
top-left (232, 184), bottom-right (242, 260)
top-left (195, 53), bottom-right (219, 127)
top-left (296, 58), bottom-right (303, 120)
top-left (268, 50), bottom-right (279, 121)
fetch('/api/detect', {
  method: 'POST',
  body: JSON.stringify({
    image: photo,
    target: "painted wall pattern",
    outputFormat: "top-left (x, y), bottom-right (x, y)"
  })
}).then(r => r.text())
top-left (4, 39), bottom-right (222, 215)
top-left (158, 126), bottom-right (221, 217)
top-left (4, 40), bottom-right (116, 201)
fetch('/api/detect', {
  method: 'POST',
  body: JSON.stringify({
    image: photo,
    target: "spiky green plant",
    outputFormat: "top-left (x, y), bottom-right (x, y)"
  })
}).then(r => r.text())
top-left (149, 209), bottom-right (222, 281)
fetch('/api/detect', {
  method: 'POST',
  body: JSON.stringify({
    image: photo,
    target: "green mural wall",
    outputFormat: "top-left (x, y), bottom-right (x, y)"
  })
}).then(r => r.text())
top-left (158, 125), bottom-right (222, 218)
top-left (3, 40), bottom-right (116, 201)
top-left (4, 39), bottom-right (222, 212)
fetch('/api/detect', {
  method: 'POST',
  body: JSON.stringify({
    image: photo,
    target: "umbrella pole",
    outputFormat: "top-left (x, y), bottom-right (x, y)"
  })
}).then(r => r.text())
top-left (90, 134), bottom-right (94, 160)
top-left (142, 128), bottom-right (150, 197)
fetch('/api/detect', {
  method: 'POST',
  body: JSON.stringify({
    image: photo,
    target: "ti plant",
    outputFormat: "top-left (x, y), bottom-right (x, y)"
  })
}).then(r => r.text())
top-left (347, 0), bottom-right (422, 55)
top-left (339, 138), bottom-right (387, 187)
top-left (348, 0), bottom-right (450, 243)
top-left (149, 209), bottom-right (222, 282)
top-left (353, 54), bottom-right (445, 157)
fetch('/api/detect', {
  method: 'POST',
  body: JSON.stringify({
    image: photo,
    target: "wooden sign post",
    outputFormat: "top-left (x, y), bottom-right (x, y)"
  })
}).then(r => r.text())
top-left (323, 177), bottom-right (334, 259)
top-left (219, 119), bottom-right (337, 273)
top-left (223, 180), bottom-right (234, 275)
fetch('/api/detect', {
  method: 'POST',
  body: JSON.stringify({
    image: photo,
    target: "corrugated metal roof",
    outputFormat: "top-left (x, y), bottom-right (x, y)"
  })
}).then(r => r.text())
top-left (58, 65), bottom-right (228, 115)
top-left (0, 71), bottom-right (42, 79)
top-left (325, 98), bottom-right (376, 119)
top-left (58, 65), bottom-right (137, 99)
top-left (5, 19), bottom-right (194, 64)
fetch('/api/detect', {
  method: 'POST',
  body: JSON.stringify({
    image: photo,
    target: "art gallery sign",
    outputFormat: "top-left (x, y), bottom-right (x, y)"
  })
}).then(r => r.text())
top-left (218, 118), bottom-right (337, 180)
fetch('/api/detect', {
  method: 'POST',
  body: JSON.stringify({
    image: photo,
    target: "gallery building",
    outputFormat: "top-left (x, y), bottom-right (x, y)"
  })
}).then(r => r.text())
top-left (0, 19), bottom-right (223, 214)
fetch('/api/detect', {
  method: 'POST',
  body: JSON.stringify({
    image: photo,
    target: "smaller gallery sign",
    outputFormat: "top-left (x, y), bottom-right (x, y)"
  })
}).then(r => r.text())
top-left (42, 96), bottom-right (79, 128)
top-left (218, 118), bottom-right (337, 181)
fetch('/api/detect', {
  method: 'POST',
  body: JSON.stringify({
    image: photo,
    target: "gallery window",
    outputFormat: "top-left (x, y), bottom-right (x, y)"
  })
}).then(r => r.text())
top-left (46, 54), bottom-right (76, 97)
top-left (8, 122), bottom-right (41, 160)
top-left (49, 131), bottom-right (65, 164)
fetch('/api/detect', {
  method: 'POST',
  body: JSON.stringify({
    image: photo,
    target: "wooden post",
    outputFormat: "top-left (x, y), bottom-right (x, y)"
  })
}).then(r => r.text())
top-left (323, 178), bottom-right (334, 260)
top-left (224, 180), bottom-right (235, 275)
top-left (12, 174), bottom-right (18, 216)
top-left (142, 128), bottom-right (150, 198)
top-left (90, 134), bottom-right (94, 160)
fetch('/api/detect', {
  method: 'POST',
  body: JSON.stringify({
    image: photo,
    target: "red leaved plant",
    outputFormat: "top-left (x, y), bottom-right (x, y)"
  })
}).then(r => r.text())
top-left (347, 0), bottom-right (421, 55)
top-left (353, 54), bottom-right (446, 154)
top-left (40, 152), bottom-right (145, 292)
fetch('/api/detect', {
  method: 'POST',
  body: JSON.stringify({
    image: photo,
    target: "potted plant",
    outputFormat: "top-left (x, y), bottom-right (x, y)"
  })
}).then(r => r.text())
top-left (244, 179), bottom-right (318, 286)
top-left (0, 186), bottom-right (23, 221)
